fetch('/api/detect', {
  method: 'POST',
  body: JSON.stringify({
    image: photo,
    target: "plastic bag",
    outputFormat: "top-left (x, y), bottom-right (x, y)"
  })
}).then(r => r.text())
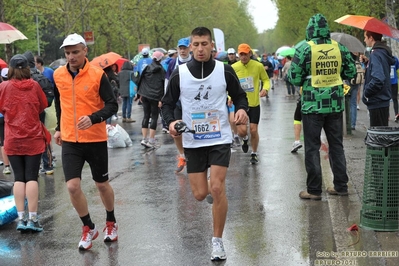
top-left (0, 180), bottom-right (13, 198)
top-left (107, 124), bottom-right (132, 148)
top-left (0, 195), bottom-right (17, 226)
top-left (365, 127), bottom-right (399, 148)
top-left (117, 124), bottom-right (133, 147)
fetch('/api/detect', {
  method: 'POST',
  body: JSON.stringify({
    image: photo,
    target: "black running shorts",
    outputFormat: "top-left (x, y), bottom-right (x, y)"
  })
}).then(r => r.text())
top-left (294, 99), bottom-right (302, 122)
top-left (184, 144), bottom-right (231, 173)
top-left (248, 105), bottom-right (261, 124)
top-left (62, 141), bottom-right (109, 183)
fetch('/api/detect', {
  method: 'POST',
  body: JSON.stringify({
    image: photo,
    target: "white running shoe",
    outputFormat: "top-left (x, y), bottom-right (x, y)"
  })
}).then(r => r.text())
top-left (103, 222), bottom-right (118, 242)
top-left (3, 166), bottom-right (11, 174)
top-left (211, 239), bottom-right (227, 261)
top-left (140, 139), bottom-right (147, 147)
top-left (291, 141), bottom-right (303, 153)
top-left (78, 225), bottom-right (99, 250)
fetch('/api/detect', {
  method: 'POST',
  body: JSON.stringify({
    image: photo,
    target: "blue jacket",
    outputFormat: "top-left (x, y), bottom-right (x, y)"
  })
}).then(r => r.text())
top-left (136, 57), bottom-right (153, 75)
top-left (362, 41), bottom-right (396, 110)
top-left (390, 56), bottom-right (399, 85)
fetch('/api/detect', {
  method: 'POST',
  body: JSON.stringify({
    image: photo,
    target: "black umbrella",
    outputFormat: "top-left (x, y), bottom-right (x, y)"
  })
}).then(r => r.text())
top-left (330, 32), bottom-right (365, 53)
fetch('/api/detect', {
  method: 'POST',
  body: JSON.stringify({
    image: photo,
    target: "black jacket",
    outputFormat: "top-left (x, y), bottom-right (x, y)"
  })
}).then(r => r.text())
top-left (137, 60), bottom-right (165, 101)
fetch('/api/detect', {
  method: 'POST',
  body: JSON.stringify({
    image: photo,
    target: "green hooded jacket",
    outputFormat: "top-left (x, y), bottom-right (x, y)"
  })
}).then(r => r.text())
top-left (288, 13), bottom-right (356, 114)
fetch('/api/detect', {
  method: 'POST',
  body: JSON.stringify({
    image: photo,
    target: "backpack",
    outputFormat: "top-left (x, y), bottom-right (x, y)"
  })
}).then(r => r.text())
top-left (31, 69), bottom-right (54, 107)
top-left (350, 62), bottom-right (364, 85)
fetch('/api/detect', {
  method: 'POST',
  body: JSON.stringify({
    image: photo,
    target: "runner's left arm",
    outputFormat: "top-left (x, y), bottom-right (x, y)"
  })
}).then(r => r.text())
top-left (224, 64), bottom-right (248, 112)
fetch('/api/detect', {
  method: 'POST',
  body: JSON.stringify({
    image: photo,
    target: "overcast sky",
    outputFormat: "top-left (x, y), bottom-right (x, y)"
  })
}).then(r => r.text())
top-left (248, 0), bottom-right (278, 33)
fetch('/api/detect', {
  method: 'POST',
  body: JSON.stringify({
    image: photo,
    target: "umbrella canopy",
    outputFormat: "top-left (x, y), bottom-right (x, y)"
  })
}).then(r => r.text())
top-left (330, 32), bottom-right (365, 53)
top-left (275, 46), bottom-right (291, 56)
top-left (150, 47), bottom-right (167, 54)
top-left (90, 52), bottom-right (122, 69)
top-left (115, 58), bottom-right (129, 73)
top-left (335, 15), bottom-right (399, 39)
top-left (0, 58), bottom-right (7, 69)
top-left (215, 51), bottom-right (228, 61)
top-left (0, 22), bottom-right (28, 44)
top-left (49, 58), bottom-right (67, 69)
top-left (279, 48), bottom-right (295, 57)
top-left (131, 51), bottom-right (154, 65)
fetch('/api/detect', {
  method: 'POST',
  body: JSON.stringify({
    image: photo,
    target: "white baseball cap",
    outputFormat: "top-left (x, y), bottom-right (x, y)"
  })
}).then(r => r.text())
top-left (168, 49), bottom-right (177, 55)
top-left (1, 68), bottom-right (8, 79)
top-left (60, 33), bottom-right (86, 49)
top-left (141, 48), bottom-right (150, 55)
top-left (227, 48), bottom-right (235, 54)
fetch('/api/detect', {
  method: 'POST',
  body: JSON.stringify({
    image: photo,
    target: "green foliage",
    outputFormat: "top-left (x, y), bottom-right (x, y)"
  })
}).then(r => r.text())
top-left (0, 0), bottom-right (395, 63)
top-left (0, 0), bottom-right (259, 63)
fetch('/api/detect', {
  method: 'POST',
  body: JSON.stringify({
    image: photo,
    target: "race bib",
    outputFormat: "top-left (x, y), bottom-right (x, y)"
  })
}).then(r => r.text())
top-left (239, 77), bottom-right (254, 92)
top-left (191, 110), bottom-right (221, 140)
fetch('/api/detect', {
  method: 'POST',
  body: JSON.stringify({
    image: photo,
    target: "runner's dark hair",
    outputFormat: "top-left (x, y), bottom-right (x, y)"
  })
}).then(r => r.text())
top-left (191, 27), bottom-right (213, 40)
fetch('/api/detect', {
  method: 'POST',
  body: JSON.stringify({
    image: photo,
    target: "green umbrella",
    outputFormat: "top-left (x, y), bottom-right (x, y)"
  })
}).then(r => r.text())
top-left (131, 51), bottom-right (154, 65)
top-left (279, 48), bottom-right (295, 57)
top-left (279, 40), bottom-right (307, 57)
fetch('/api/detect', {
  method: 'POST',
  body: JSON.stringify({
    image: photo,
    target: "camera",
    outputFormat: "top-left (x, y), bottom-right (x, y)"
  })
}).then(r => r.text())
top-left (174, 121), bottom-right (195, 134)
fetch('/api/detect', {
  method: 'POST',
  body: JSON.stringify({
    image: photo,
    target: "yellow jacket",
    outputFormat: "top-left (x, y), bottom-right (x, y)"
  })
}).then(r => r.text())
top-left (232, 59), bottom-right (269, 107)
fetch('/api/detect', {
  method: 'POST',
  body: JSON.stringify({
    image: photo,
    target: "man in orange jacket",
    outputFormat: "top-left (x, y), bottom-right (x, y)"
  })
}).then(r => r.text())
top-left (53, 33), bottom-right (119, 251)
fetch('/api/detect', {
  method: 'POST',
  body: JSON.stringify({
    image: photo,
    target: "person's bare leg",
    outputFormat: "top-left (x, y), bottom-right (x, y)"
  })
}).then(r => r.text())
top-left (294, 123), bottom-right (302, 141)
top-left (25, 181), bottom-right (39, 212)
top-left (149, 129), bottom-right (156, 139)
top-left (209, 165), bottom-right (228, 237)
top-left (174, 136), bottom-right (184, 155)
top-left (13, 182), bottom-right (26, 212)
top-left (237, 124), bottom-right (248, 138)
top-left (95, 181), bottom-right (115, 212)
top-left (1, 147), bottom-right (9, 165)
top-left (249, 123), bottom-right (259, 153)
top-left (141, 128), bottom-right (148, 140)
top-left (66, 178), bottom-right (89, 216)
top-left (188, 171), bottom-right (208, 202)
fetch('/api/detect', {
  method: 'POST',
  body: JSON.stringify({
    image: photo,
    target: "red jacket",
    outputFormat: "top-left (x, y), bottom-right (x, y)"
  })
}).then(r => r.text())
top-left (0, 79), bottom-right (48, 155)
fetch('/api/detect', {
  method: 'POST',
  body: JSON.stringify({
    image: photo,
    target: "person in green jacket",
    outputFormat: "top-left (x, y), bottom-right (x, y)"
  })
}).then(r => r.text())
top-left (288, 13), bottom-right (356, 200)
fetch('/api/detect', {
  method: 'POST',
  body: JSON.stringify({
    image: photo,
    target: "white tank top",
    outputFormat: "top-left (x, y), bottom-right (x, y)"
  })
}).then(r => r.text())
top-left (179, 61), bottom-right (231, 148)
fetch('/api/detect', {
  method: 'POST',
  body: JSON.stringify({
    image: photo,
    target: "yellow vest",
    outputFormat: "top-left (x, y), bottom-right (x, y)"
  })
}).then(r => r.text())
top-left (308, 40), bottom-right (343, 88)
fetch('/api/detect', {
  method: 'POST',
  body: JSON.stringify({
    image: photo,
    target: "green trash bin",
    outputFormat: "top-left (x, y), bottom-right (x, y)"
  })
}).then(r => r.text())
top-left (360, 127), bottom-right (399, 231)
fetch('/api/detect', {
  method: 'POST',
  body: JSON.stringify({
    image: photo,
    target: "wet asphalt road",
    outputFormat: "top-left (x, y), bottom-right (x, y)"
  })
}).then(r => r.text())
top-left (1, 81), bottom-right (399, 266)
